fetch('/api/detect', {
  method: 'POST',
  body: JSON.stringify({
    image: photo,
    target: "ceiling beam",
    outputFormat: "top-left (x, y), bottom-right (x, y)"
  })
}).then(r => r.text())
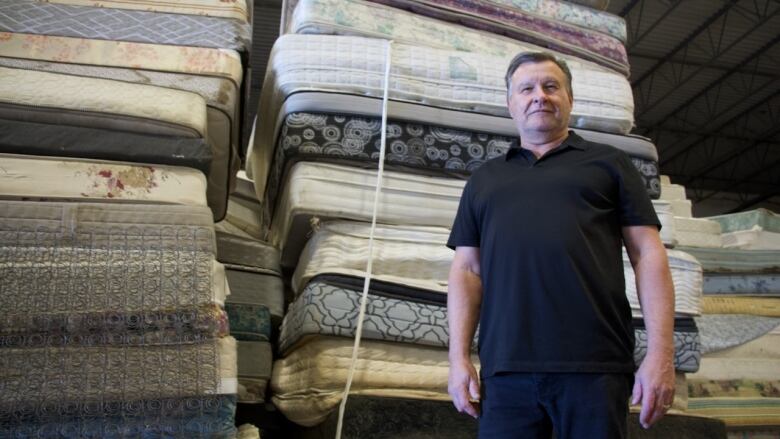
top-left (693, 154), bottom-right (780, 203)
top-left (682, 129), bottom-right (780, 186)
top-left (727, 190), bottom-right (780, 212)
top-left (628, 52), bottom-right (778, 78)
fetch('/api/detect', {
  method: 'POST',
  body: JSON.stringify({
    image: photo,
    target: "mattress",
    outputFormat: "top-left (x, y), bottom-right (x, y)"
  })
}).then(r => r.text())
top-left (225, 196), bottom-right (265, 239)
top-left (280, 276), bottom-right (701, 371)
top-left (270, 161), bottom-right (466, 267)
top-left (0, 66), bottom-right (206, 139)
top-left (225, 270), bottom-right (285, 323)
top-left (723, 227), bottom-right (780, 251)
top-left (695, 314), bottom-right (780, 354)
top-left (704, 274), bottom-right (780, 296)
top-left (660, 179), bottom-right (687, 201)
top-left (271, 335), bottom-right (471, 426)
top-left (675, 217), bottom-right (723, 248)
top-left (0, 119), bottom-right (213, 176)
top-left (0, 32), bottom-right (243, 83)
top-left (249, 92), bottom-right (655, 196)
top-left (624, 248), bottom-right (703, 317)
top-left (0, 0), bottom-right (251, 50)
top-left (237, 340), bottom-right (273, 403)
top-left (634, 318), bottom-right (700, 373)
top-left (702, 297), bottom-right (780, 317)
top-left (41, 0), bottom-right (249, 21)
top-left (669, 199), bottom-right (693, 218)
top-left (688, 328), bottom-right (780, 381)
top-left (0, 154), bottom-right (208, 206)
top-left (0, 337), bottom-right (238, 408)
top-left (359, 0), bottom-right (629, 75)
top-left (0, 395), bottom-right (238, 439)
top-left (676, 247), bottom-right (780, 273)
top-left (226, 302), bottom-right (272, 342)
top-left (711, 209), bottom-right (780, 250)
top-left (686, 397), bottom-right (780, 428)
top-left (215, 231), bottom-right (281, 275)
top-left (260, 112), bottom-right (660, 217)
top-left (654, 200), bottom-right (676, 246)
top-left (292, 221), bottom-right (452, 295)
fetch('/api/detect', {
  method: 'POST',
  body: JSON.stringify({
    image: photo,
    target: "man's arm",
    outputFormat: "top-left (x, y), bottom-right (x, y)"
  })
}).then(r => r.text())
top-left (447, 246), bottom-right (483, 419)
top-left (622, 225), bottom-right (676, 429)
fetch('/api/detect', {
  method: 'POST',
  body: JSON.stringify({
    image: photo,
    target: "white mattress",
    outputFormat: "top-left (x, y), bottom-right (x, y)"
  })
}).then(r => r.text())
top-left (669, 199), bottom-right (693, 218)
top-left (249, 91), bottom-right (655, 197)
top-left (271, 335), bottom-right (477, 426)
top-left (722, 228), bottom-right (780, 250)
top-left (675, 217), bottom-right (723, 249)
top-left (0, 154), bottom-right (208, 206)
top-left (43, 0), bottom-right (250, 21)
top-left (292, 221), bottom-right (452, 294)
top-left (660, 180), bottom-right (688, 201)
top-left (654, 200), bottom-right (676, 247)
top-left (0, 66), bottom-right (207, 138)
top-left (688, 328), bottom-right (780, 381)
top-left (270, 161), bottom-right (465, 267)
top-left (624, 248), bottom-right (703, 317)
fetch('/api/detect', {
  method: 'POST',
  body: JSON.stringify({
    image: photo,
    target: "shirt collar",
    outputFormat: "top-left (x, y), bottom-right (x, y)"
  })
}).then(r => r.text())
top-left (505, 130), bottom-right (586, 161)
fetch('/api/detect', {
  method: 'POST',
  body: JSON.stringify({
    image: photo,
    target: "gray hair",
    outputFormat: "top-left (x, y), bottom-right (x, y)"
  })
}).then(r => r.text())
top-left (505, 52), bottom-right (573, 100)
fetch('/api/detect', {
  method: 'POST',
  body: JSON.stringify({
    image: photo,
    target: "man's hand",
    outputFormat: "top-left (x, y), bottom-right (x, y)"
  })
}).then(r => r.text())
top-left (632, 353), bottom-right (675, 429)
top-left (448, 358), bottom-right (480, 418)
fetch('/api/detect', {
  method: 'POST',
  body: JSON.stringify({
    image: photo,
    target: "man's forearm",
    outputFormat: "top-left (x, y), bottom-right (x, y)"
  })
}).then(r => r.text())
top-left (634, 244), bottom-right (675, 359)
top-left (448, 268), bottom-right (483, 362)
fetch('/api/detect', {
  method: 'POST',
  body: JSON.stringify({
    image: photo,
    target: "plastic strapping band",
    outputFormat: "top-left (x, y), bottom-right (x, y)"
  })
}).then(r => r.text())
top-left (334, 39), bottom-right (393, 439)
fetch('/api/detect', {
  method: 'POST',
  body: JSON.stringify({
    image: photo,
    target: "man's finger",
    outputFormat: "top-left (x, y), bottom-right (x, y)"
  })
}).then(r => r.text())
top-left (469, 377), bottom-right (480, 401)
top-left (640, 387), bottom-right (657, 428)
top-left (631, 379), bottom-right (642, 406)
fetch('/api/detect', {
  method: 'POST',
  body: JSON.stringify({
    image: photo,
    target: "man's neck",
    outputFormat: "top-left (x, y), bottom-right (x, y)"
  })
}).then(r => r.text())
top-left (519, 130), bottom-right (569, 159)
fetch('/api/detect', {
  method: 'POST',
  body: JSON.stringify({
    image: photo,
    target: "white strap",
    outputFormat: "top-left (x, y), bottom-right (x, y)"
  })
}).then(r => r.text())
top-left (334, 39), bottom-right (393, 439)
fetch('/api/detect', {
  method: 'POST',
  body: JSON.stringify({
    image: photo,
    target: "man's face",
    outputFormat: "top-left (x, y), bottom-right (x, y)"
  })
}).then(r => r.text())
top-left (506, 60), bottom-right (573, 139)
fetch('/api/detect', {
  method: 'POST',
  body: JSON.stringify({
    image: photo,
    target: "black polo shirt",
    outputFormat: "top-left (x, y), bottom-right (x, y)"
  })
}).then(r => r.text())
top-left (447, 131), bottom-right (660, 377)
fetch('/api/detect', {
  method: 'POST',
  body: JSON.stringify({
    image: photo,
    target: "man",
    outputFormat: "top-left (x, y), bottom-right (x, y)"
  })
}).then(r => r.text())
top-left (446, 52), bottom-right (676, 438)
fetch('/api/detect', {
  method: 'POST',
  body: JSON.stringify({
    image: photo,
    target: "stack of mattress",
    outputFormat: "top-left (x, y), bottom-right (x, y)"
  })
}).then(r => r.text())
top-left (216, 229), bottom-right (285, 404)
top-left (677, 244), bottom-right (780, 435)
top-left (0, 186), bottom-right (238, 436)
top-left (0, 0), bottom-right (254, 220)
top-left (659, 176), bottom-right (723, 248)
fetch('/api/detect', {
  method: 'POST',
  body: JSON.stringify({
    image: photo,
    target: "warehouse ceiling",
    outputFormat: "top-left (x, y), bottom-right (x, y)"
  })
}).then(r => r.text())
top-left (606, 0), bottom-right (780, 213)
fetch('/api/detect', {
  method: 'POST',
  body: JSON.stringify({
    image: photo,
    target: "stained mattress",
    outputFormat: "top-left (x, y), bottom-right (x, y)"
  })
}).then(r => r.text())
top-left (0, 66), bottom-right (206, 139)
top-left (696, 314), bottom-right (780, 354)
top-left (271, 335), bottom-right (469, 426)
top-left (360, 0), bottom-right (628, 74)
top-left (703, 274), bottom-right (779, 296)
top-left (226, 269), bottom-right (285, 325)
top-left (688, 328), bottom-right (780, 382)
top-left (216, 231), bottom-right (281, 275)
top-left (259, 112), bottom-right (660, 218)
top-left (0, 119), bottom-right (212, 176)
top-left (702, 297), bottom-right (780, 317)
top-left (624, 248), bottom-right (703, 317)
top-left (0, 395), bottom-right (238, 438)
top-left (250, 92), bottom-right (655, 197)
top-left (40, 0), bottom-right (249, 21)
top-left (0, 154), bottom-right (208, 206)
top-left (237, 340), bottom-right (273, 403)
top-left (269, 161), bottom-right (466, 267)
top-left (0, 0), bottom-right (250, 50)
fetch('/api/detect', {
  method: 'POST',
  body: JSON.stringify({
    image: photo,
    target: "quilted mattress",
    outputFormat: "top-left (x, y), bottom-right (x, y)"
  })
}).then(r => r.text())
top-left (624, 248), bottom-right (703, 317)
top-left (226, 269), bottom-right (285, 324)
top-left (0, 154), bottom-right (208, 206)
top-left (0, 119), bottom-right (212, 176)
top-left (292, 221), bottom-right (452, 295)
top-left (703, 274), bottom-right (779, 296)
top-left (1, 395), bottom-right (238, 438)
top-left (676, 246), bottom-right (780, 273)
top-left (269, 161), bottom-right (466, 267)
top-left (280, 276), bottom-right (701, 371)
top-left (250, 92), bottom-right (654, 197)
top-left (702, 297), bottom-right (780, 317)
top-left (258, 112), bottom-right (660, 214)
top-left (0, 66), bottom-right (206, 139)
top-left (674, 217), bottom-right (723, 248)
top-left (237, 340), bottom-right (273, 403)
top-left (689, 327), bottom-right (780, 382)
top-left (360, 0), bottom-right (629, 75)
top-left (271, 335), bottom-right (470, 426)
top-left (41, 0), bottom-right (249, 21)
top-left (0, 0), bottom-right (251, 50)
top-left (226, 302), bottom-right (271, 342)
top-left (696, 314), bottom-right (780, 354)
top-left (215, 231), bottom-right (281, 275)
top-left (0, 336), bottom-right (238, 408)
top-left (711, 209), bottom-right (780, 250)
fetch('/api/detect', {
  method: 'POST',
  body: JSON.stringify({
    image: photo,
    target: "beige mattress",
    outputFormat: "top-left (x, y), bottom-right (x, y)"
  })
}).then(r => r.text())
top-left (237, 340), bottom-right (273, 403)
top-left (0, 337), bottom-right (238, 407)
top-left (722, 227), bottom-right (780, 251)
top-left (0, 66), bottom-right (207, 138)
top-left (702, 297), bottom-right (780, 317)
top-left (675, 217), bottom-right (723, 248)
top-left (292, 220), bottom-right (452, 294)
top-left (625, 248), bottom-right (703, 317)
top-left (688, 329), bottom-right (780, 382)
top-left (271, 335), bottom-right (477, 426)
top-left (40, 0), bottom-right (249, 21)
top-left (0, 154), bottom-right (208, 206)
top-left (270, 161), bottom-right (465, 267)
top-left (653, 200), bottom-right (676, 246)
top-left (225, 196), bottom-right (265, 240)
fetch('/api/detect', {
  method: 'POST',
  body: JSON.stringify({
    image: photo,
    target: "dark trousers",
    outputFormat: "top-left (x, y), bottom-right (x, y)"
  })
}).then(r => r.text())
top-left (479, 372), bottom-right (633, 439)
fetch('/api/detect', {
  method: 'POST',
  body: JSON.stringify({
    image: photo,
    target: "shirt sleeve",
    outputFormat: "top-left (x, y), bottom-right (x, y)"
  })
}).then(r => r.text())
top-left (447, 178), bottom-right (481, 250)
top-left (616, 153), bottom-right (661, 229)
